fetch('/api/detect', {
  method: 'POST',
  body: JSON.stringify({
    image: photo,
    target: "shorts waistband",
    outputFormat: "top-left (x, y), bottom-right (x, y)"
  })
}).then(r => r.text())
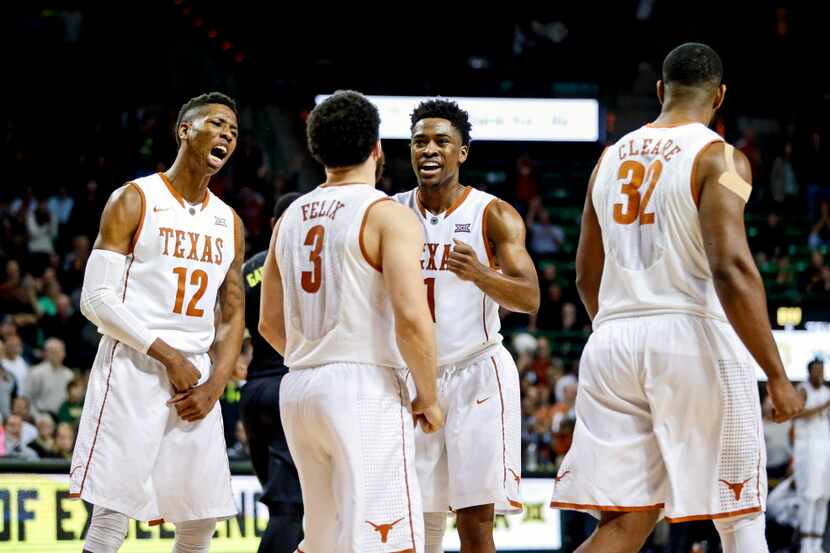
top-left (437, 344), bottom-right (502, 376)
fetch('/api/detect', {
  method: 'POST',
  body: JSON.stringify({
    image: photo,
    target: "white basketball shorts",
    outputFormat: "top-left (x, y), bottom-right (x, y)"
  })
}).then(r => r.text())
top-left (550, 314), bottom-right (766, 523)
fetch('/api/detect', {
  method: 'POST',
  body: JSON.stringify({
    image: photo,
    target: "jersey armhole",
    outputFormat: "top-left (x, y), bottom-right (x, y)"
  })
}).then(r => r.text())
top-left (359, 197), bottom-right (393, 273)
top-left (482, 198), bottom-right (499, 269)
top-left (127, 182), bottom-right (146, 255)
top-left (690, 139), bottom-right (725, 208)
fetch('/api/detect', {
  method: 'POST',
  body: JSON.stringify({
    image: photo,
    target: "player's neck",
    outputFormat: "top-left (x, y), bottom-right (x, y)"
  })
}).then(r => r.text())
top-left (322, 164), bottom-right (375, 188)
top-left (163, 159), bottom-right (211, 205)
top-left (418, 180), bottom-right (466, 215)
top-left (652, 102), bottom-right (712, 128)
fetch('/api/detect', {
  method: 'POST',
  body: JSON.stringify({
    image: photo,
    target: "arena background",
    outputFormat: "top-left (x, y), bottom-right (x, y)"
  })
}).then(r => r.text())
top-left (3, 4), bottom-right (830, 552)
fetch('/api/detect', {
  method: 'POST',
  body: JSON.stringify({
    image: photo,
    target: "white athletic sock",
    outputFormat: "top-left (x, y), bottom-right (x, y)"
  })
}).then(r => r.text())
top-left (713, 512), bottom-right (769, 553)
top-left (173, 519), bottom-right (216, 553)
top-left (84, 505), bottom-right (129, 553)
top-left (424, 512), bottom-right (447, 553)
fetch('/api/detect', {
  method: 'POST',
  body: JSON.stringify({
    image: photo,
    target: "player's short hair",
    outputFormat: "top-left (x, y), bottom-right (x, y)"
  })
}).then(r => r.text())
top-left (273, 192), bottom-right (302, 220)
top-left (809, 358), bottom-right (824, 370)
top-left (410, 99), bottom-right (472, 146)
top-left (662, 43), bottom-right (723, 89)
top-left (175, 92), bottom-right (238, 146)
top-left (306, 90), bottom-right (380, 168)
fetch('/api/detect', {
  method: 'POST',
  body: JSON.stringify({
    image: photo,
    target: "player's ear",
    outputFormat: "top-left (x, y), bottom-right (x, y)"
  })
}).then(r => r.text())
top-left (178, 121), bottom-right (190, 145)
top-left (371, 140), bottom-right (383, 160)
top-left (458, 143), bottom-right (469, 164)
top-left (714, 84), bottom-right (726, 111)
top-left (656, 80), bottom-right (665, 105)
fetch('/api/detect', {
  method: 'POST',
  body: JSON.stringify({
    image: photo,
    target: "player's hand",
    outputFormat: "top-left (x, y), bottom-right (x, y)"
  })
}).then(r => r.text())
top-left (167, 381), bottom-right (221, 422)
top-left (164, 353), bottom-right (201, 393)
top-left (412, 396), bottom-right (444, 434)
top-left (447, 239), bottom-right (486, 283)
top-left (767, 375), bottom-right (804, 422)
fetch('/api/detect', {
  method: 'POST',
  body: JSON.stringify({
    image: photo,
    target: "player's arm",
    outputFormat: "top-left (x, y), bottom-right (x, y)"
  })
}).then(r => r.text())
top-left (448, 200), bottom-right (540, 314)
top-left (81, 183), bottom-right (199, 392)
top-left (169, 214), bottom-right (246, 422)
top-left (792, 387), bottom-right (830, 419)
top-left (369, 201), bottom-right (442, 432)
top-left (697, 142), bottom-right (803, 422)
top-left (575, 162), bottom-right (604, 321)
top-left (258, 218), bottom-right (286, 355)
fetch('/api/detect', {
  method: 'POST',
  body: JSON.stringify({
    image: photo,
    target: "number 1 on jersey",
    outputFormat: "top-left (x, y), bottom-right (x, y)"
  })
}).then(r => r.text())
top-left (301, 225), bottom-right (325, 294)
top-left (613, 159), bottom-right (663, 225)
top-left (424, 277), bottom-right (436, 322)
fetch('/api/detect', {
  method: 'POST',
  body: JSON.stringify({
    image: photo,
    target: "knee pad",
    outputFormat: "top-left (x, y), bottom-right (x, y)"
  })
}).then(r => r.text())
top-left (173, 518), bottom-right (217, 553)
top-left (424, 512), bottom-right (447, 553)
top-left (84, 505), bottom-right (129, 553)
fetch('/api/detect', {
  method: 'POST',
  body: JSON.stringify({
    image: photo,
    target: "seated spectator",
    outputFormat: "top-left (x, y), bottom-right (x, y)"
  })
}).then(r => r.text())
top-left (61, 235), bottom-right (90, 292)
top-left (0, 343), bottom-right (15, 418)
top-left (54, 422), bottom-right (75, 460)
top-left (809, 200), bottom-right (830, 250)
top-left (531, 337), bottom-right (553, 383)
top-left (530, 283), bottom-right (564, 331)
top-left (23, 337), bottom-right (74, 417)
top-left (807, 266), bottom-right (830, 296)
top-left (11, 396), bottom-right (37, 445)
top-left (769, 141), bottom-right (798, 208)
top-left (774, 256), bottom-right (796, 291)
top-left (801, 250), bottom-right (825, 292)
top-left (40, 294), bottom-right (86, 363)
top-left (29, 414), bottom-right (59, 459)
top-left (561, 302), bottom-right (579, 331)
top-left (47, 186), bottom-right (74, 228)
top-left (3, 414), bottom-right (38, 460)
top-left (526, 197), bottom-right (565, 256)
top-left (58, 377), bottom-right (85, 428)
top-left (27, 199), bottom-right (59, 272)
top-left (754, 213), bottom-right (787, 261)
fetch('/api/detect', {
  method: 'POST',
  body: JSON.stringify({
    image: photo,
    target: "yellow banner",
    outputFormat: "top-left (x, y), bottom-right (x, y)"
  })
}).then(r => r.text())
top-left (0, 474), bottom-right (267, 552)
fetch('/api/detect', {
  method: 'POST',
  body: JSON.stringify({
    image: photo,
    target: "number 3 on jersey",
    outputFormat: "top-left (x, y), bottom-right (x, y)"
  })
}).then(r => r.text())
top-left (613, 159), bottom-right (663, 225)
top-left (301, 225), bottom-right (325, 293)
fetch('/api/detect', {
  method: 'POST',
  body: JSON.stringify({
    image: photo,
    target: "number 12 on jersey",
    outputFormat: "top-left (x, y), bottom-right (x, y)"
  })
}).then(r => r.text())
top-left (613, 159), bottom-right (663, 225)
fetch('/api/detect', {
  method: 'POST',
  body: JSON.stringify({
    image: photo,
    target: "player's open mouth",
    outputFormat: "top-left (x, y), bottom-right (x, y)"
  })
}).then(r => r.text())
top-left (418, 161), bottom-right (441, 177)
top-left (208, 145), bottom-right (228, 166)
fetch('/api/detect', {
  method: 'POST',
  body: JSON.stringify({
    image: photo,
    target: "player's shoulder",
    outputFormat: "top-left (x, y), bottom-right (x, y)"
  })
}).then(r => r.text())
top-left (696, 140), bottom-right (752, 181)
top-left (392, 188), bottom-right (416, 205)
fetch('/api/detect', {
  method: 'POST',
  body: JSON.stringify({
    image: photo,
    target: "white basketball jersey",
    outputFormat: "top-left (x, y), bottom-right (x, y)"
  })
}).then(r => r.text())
top-left (794, 383), bottom-right (830, 442)
top-left (277, 184), bottom-right (404, 370)
top-left (395, 186), bottom-right (502, 365)
top-left (123, 173), bottom-right (237, 354)
top-left (592, 122), bottom-right (728, 327)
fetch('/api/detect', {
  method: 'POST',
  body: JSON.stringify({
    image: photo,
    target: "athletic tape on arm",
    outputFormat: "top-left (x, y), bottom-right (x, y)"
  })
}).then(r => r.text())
top-left (80, 249), bottom-right (157, 353)
top-left (718, 144), bottom-right (752, 203)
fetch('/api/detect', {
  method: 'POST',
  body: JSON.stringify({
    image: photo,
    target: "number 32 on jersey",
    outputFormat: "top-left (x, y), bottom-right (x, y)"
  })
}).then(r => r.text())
top-left (613, 159), bottom-right (663, 226)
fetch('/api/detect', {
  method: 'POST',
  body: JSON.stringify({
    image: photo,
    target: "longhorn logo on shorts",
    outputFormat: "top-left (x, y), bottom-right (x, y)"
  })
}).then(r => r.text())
top-left (366, 517), bottom-right (404, 543)
top-left (508, 468), bottom-right (522, 485)
top-left (719, 478), bottom-right (752, 501)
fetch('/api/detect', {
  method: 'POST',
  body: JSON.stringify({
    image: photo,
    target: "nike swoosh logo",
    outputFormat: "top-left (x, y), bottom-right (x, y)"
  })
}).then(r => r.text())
top-left (476, 396), bottom-right (491, 405)
top-left (153, 206), bottom-right (171, 213)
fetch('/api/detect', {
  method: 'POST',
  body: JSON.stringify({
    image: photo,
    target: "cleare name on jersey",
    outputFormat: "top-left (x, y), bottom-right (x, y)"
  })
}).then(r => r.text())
top-left (300, 199), bottom-right (346, 222)
top-left (617, 137), bottom-right (683, 162)
top-left (158, 227), bottom-right (226, 266)
top-left (421, 242), bottom-right (452, 271)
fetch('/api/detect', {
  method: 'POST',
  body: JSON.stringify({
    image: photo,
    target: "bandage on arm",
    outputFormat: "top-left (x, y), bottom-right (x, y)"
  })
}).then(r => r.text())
top-left (80, 249), bottom-right (156, 354)
top-left (718, 144), bottom-right (752, 202)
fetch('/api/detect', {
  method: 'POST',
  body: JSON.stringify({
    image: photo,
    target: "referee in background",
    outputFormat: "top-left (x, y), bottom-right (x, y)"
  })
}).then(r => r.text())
top-left (240, 192), bottom-right (302, 553)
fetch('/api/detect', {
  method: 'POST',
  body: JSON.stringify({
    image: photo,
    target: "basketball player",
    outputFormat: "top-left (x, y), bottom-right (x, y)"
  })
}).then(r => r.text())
top-left (793, 359), bottom-right (830, 553)
top-left (396, 99), bottom-right (540, 553)
top-left (71, 92), bottom-right (246, 553)
top-left (258, 90), bottom-right (443, 553)
top-left (240, 191), bottom-right (303, 553)
top-left (549, 43), bottom-right (804, 553)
